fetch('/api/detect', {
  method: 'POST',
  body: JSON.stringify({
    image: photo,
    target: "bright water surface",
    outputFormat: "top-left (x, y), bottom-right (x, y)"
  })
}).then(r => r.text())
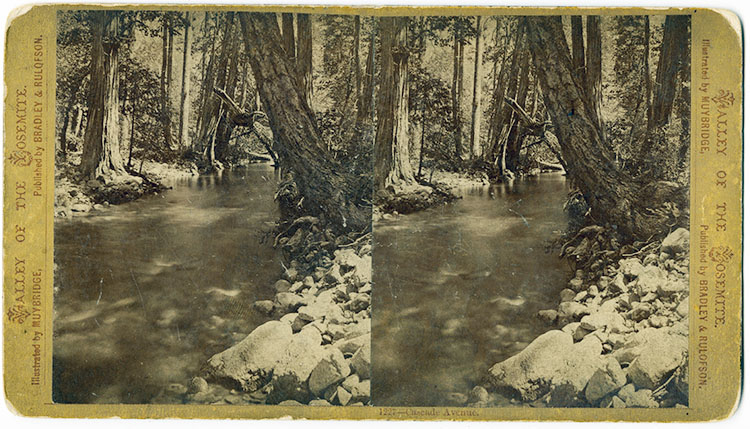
top-left (372, 173), bottom-right (571, 406)
top-left (53, 164), bottom-right (281, 404)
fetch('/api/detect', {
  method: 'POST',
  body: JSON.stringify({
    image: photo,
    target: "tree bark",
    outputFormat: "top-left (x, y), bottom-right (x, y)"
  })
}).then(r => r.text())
top-left (160, 17), bottom-right (173, 149)
top-left (281, 13), bottom-right (295, 63)
top-left (571, 16), bottom-right (585, 82)
top-left (238, 13), bottom-right (370, 232)
top-left (640, 15), bottom-right (690, 160)
top-left (525, 16), bottom-right (685, 239)
top-left (470, 16), bottom-right (484, 159)
top-left (81, 11), bottom-right (130, 182)
top-left (296, 14), bottom-right (314, 109)
top-left (585, 16), bottom-right (604, 135)
top-left (178, 12), bottom-right (192, 150)
top-left (374, 17), bottom-right (416, 191)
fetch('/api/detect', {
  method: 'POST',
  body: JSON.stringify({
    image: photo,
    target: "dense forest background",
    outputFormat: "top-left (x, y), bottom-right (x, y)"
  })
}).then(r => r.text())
top-left (57, 11), bottom-right (689, 240)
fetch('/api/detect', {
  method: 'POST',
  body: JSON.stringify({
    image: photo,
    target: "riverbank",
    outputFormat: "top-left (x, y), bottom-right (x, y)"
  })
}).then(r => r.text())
top-left (374, 170), bottom-right (490, 221)
top-left (54, 152), bottom-right (198, 217)
top-left (470, 227), bottom-right (690, 408)
top-left (169, 219), bottom-right (372, 406)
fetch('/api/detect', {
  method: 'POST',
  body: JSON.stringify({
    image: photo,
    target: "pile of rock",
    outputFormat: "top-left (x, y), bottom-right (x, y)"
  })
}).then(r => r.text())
top-left (475, 228), bottom-right (690, 408)
top-left (189, 239), bottom-right (372, 406)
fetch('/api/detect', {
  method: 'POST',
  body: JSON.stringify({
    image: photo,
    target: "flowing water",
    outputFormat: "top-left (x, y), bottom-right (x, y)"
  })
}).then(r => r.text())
top-left (53, 164), bottom-right (281, 404)
top-left (372, 173), bottom-right (572, 406)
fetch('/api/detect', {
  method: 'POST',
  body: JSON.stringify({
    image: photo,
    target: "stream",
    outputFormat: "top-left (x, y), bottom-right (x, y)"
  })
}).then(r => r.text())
top-left (372, 173), bottom-right (572, 406)
top-left (53, 164), bottom-right (281, 404)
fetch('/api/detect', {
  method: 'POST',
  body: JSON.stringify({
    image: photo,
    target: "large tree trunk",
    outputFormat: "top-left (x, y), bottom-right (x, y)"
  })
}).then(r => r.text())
top-left (238, 13), bottom-right (369, 232)
top-left (160, 17), bottom-right (174, 149)
top-left (525, 16), bottom-right (685, 239)
top-left (178, 12), bottom-right (192, 150)
top-left (470, 16), bottom-right (483, 159)
top-left (374, 17), bottom-right (416, 191)
top-left (585, 16), bottom-right (604, 135)
top-left (640, 15), bottom-right (690, 160)
top-left (81, 11), bottom-right (130, 182)
top-left (296, 14), bottom-right (314, 109)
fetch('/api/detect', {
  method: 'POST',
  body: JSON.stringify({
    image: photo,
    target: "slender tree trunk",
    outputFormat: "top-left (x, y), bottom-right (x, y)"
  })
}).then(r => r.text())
top-left (525, 16), bottom-right (686, 239)
top-left (59, 97), bottom-right (74, 158)
top-left (296, 14), bottom-right (314, 109)
top-left (585, 16), bottom-right (604, 136)
top-left (357, 20), bottom-right (375, 123)
top-left (374, 17), bottom-right (415, 191)
top-left (160, 17), bottom-right (173, 149)
top-left (353, 16), bottom-right (363, 116)
top-left (178, 12), bottom-right (192, 150)
top-left (571, 16), bottom-right (585, 82)
top-left (238, 12), bottom-right (370, 232)
top-left (128, 87), bottom-right (137, 168)
top-left (470, 16), bottom-right (484, 160)
top-left (451, 27), bottom-right (465, 160)
top-left (81, 11), bottom-right (129, 182)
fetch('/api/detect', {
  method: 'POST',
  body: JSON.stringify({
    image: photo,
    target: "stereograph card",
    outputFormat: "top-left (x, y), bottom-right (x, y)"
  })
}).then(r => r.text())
top-left (2, 4), bottom-right (743, 422)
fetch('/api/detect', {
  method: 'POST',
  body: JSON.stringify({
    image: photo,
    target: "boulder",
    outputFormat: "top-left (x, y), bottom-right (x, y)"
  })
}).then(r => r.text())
top-left (468, 386), bottom-right (490, 404)
top-left (635, 266), bottom-right (666, 296)
top-left (628, 302), bottom-right (653, 322)
top-left (587, 285), bottom-right (599, 296)
top-left (580, 311), bottom-right (627, 333)
top-left (274, 292), bottom-right (305, 314)
top-left (616, 384), bottom-right (658, 408)
top-left (657, 278), bottom-right (688, 297)
top-left (253, 300), bottom-right (274, 314)
top-left (627, 333), bottom-right (687, 389)
top-left (559, 288), bottom-right (576, 303)
top-left (487, 330), bottom-right (574, 400)
top-left (349, 379), bottom-right (370, 403)
top-left (341, 374), bottom-right (360, 392)
top-left (609, 273), bottom-right (627, 295)
top-left (547, 336), bottom-right (605, 407)
top-left (350, 343), bottom-right (371, 379)
top-left (308, 348), bottom-right (351, 396)
top-left (676, 297), bottom-right (689, 318)
top-left (569, 278), bottom-right (584, 291)
top-left (337, 386), bottom-right (353, 405)
top-left (333, 334), bottom-right (369, 355)
top-left (273, 279), bottom-right (292, 293)
top-left (268, 329), bottom-right (326, 403)
top-left (561, 322), bottom-right (580, 337)
top-left (558, 301), bottom-right (590, 320)
top-left (206, 321), bottom-right (293, 392)
top-left (537, 309), bottom-right (558, 325)
top-left (661, 228), bottom-right (689, 255)
top-left (619, 258), bottom-right (645, 279)
top-left (584, 357), bottom-right (627, 404)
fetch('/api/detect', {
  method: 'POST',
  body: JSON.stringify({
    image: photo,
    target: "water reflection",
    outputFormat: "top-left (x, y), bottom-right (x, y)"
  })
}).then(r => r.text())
top-left (53, 164), bottom-right (281, 404)
top-left (372, 173), bottom-right (571, 406)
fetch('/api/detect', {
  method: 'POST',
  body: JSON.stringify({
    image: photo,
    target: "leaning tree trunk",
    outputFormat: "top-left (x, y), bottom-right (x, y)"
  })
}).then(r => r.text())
top-left (238, 13), bottom-right (369, 232)
top-left (374, 17), bottom-right (416, 192)
top-left (296, 14), bottom-right (314, 109)
top-left (525, 16), bottom-right (686, 239)
top-left (81, 11), bottom-right (130, 182)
